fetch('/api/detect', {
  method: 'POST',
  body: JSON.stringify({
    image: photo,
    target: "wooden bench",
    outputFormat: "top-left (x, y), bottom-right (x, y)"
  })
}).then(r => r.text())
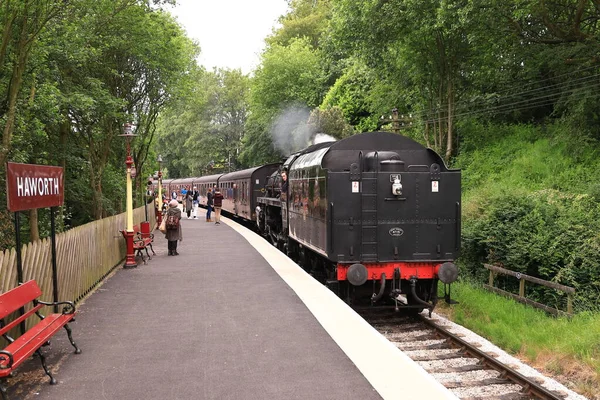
top-left (0, 280), bottom-right (81, 399)
top-left (120, 223), bottom-right (155, 264)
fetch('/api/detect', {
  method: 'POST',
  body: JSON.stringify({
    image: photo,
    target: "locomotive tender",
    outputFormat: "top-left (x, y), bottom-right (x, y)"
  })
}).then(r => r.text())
top-left (156, 131), bottom-right (461, 313)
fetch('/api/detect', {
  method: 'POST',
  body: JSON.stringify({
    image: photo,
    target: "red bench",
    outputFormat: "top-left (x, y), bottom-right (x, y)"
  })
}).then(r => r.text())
top-left (120, 223), bottom-right (155, 264)
top-left (0, 280), bottom-right (81, 399)
top-left (140, 221), bottom-right (155, 256)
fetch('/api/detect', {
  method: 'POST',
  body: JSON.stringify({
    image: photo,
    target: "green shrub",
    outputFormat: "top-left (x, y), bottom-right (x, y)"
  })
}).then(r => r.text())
top-left (459, 121), bottom-right (600, 312)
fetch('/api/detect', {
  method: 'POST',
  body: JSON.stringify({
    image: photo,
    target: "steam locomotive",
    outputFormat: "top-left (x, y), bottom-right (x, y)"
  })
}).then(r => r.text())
top-left (155, 131), bottom-right (461, 313)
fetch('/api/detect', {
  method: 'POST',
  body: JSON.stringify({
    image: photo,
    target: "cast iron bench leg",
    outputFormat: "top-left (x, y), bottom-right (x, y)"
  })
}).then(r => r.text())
top-left (149, 243), bottom-right (156, 255)
top-left (135, 248), bottom-right (146, 264)
top-left (0, 380), bottom-right (7, 400)
top-left (35, 348), bottom-right (56, 385)
top-left (63, 324), bottom-right (82, 354)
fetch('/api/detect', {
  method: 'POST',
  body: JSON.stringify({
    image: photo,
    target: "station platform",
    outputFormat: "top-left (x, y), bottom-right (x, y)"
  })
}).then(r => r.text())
top-left (10, 212), bottom-right (456, 400)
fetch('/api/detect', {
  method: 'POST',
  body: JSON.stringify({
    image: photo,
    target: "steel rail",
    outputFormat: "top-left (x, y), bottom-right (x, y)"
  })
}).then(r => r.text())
top-left (418, 315), bottom-right (564, 400)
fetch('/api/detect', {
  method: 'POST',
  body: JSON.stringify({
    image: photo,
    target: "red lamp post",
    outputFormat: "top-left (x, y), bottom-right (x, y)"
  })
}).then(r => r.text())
top-left (120, 122), bottom-right (137, 269)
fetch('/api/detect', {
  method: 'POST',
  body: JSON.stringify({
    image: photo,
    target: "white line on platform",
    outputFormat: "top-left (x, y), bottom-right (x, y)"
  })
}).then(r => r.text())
top-left (223, 218), bottom-right (458, 400)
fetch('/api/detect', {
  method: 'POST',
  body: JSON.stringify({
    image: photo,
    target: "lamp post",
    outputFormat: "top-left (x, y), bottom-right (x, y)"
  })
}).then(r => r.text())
top-left (157, 154), bottom-right (163, 226)
top-left (145, 175), bottom-right (153, 222)
top-left (120, 122), bottom-right (138, 269)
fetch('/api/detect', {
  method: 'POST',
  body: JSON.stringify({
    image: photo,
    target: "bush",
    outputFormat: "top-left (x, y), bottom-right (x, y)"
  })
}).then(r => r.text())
top-left (461, 189), bottom-right (600, 312)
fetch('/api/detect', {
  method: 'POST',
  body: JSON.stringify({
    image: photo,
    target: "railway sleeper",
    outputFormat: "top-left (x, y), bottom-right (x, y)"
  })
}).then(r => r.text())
top-left (423, 364), bottom-right (488, 374)
top-left (462, 393), bottom-right (533, 400)
top-left (396, 340), bottom-right (450, 351)
top-left (443, 377), bottom-right (511, 388)
top-left (386, 331), bottom-right (438, 341)
top-left (409, 350), bottom-right (465, 361)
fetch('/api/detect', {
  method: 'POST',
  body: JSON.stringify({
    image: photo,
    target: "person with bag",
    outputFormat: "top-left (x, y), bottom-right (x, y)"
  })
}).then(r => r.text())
top-left (164, 199), bottom-right (182, 255)
top-left (212, 187), bottom-right (224, 225)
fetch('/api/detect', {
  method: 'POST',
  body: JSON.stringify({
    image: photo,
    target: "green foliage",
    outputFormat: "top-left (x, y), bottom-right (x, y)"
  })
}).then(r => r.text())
top-left (321, 60), bottom-right (377, 132)
top-left (240, 38), bottom-right (326, 165)
top-left (267, 0), bottom-right (332, 49)
top-left (458, 123), bottom-right (600, 310)
top-left (308, 107), bottom-right (354, 139)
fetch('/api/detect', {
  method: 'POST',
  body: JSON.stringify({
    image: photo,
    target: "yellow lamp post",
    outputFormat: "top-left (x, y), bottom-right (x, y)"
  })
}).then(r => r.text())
top-left (156, 154), bottom-right (163, 226)
top-left (120, 122), bottom-right (137, 269)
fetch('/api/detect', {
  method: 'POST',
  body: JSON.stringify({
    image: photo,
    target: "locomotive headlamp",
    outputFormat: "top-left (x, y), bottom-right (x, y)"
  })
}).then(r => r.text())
top-left (392, 178), bottom-right (402, 196)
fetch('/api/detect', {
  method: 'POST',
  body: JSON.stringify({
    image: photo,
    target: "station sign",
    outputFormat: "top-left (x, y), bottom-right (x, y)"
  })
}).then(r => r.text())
top-left (6, 162), bottom-right (64, 212)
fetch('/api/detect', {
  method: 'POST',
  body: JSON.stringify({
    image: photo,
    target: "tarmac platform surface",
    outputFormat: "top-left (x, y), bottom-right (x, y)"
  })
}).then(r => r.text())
top-left (10, 211), bottom-right (456, 400)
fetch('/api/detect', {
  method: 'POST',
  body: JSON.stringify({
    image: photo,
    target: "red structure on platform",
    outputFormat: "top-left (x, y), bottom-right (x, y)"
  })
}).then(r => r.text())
top-left (121, 123), bottom-right (138, 269)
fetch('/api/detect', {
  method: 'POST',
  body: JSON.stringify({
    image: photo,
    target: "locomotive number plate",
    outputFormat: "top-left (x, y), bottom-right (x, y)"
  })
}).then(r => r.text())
top-left (389, 227), bottom-right (404, 237)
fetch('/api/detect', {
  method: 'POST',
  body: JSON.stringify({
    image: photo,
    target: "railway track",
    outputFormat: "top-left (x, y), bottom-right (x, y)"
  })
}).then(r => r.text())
top-left (359, 308), bottom-right (568, 400)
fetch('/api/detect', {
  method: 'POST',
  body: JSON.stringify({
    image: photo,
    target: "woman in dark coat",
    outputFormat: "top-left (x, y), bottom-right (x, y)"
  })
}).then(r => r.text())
top-left (165, 199), bottom-right (183, 255)
top-left (184, 192), bottom-right (193, 219)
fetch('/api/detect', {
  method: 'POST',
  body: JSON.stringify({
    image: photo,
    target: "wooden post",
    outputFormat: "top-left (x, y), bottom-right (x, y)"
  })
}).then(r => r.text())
top-left (567, 294), bottom-right (573, 315)
top-left (519, 278), bottom-right (525, 298)
top-left (488, 270), bottom-right (494, 287)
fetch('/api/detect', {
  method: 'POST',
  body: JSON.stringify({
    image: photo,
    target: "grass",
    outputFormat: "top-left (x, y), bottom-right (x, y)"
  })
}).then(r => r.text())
top-left (436, 281), bottom-right (600, 399)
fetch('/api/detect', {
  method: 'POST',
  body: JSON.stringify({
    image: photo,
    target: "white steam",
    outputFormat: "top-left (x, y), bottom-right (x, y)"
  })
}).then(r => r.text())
top-left (270, 105), bottom-right (337, 155)
top-left (313, 133), bottom-right (336, 144)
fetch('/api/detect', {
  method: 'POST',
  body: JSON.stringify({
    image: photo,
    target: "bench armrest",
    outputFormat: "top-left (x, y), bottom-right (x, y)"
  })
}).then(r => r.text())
top-left (35, 300), bottom-right (76, 315)
top-left (0, 350), bottom-right (14, 369)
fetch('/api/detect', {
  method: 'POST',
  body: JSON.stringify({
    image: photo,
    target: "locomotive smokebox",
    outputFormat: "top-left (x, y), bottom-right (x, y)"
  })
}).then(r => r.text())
top-left (347, 263), bottom-right (368, 286)
top-left (437, 262), bottom-right (459, 284)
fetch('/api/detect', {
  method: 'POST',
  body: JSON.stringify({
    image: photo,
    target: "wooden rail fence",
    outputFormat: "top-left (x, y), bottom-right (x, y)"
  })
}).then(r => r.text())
top-left (484, 263), bottom-right (575, 316)
top-left (0, 205), bottom-right (155, 332)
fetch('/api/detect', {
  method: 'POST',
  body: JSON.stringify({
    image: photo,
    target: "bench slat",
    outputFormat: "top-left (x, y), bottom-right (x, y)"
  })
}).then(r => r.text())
top-left (0, 281), bottom-right (43, 320)
top-left (0, 313), bottom-right (74, 376)
top-left (0, 304), bottom-right (43, 337)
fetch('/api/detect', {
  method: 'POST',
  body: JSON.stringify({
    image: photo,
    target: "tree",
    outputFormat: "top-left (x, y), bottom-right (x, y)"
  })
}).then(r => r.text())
top-left (155, 68), bottom-right (250, 176)
top-left (0, 0), bottom-right (71, 168)
top-left (240, 38), bottom-right (325, 165)
top-left (47, 1), bottom-right (197, 218)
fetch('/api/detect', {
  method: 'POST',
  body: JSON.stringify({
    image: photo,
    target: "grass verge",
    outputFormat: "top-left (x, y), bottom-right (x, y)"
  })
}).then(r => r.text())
top-left (436, 281), bottom-right (600, 399)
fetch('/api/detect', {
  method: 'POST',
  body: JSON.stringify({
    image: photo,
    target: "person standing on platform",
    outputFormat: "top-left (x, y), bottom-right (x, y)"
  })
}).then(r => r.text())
top-left (185, 191), bottom-right (193, 219)
top-left (192, 187), bottom-right (200, 219)
top-left (181, 186), bottom-right (188, 213)
top-left (212, 187), bottom-right (223, 225)
top-left (165, 199), bottom-right (182, 256)
top-left (206, 187), bottom-right (214, 222)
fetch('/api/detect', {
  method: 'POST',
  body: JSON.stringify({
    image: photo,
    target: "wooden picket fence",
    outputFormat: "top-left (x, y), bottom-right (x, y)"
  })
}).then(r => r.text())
top-left (0, 205), bottom-right (155, 309)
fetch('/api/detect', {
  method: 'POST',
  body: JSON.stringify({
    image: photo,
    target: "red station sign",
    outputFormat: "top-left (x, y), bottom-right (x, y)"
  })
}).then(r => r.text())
top-left (6, 162), bottom-right (64, 212)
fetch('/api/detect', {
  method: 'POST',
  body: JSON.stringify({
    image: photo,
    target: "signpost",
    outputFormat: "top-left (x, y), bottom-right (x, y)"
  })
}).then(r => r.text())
top-left (6, 162), bottom-right (64, 317)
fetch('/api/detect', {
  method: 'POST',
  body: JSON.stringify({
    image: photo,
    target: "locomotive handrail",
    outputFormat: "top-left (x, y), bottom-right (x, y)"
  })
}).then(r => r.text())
top-left (329, 202), bottom-right (334, 254)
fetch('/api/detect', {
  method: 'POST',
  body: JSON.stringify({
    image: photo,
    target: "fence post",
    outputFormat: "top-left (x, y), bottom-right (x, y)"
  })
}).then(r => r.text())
top-left (567, 294), bottom-right (573, 315)
top-left (488, 270), bottom-right (494, 287)
top-left (519, 278), bottom-right (525, 298)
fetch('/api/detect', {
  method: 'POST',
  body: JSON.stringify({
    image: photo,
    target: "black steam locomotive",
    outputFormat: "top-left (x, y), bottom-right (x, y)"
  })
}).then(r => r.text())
top-left (157, 131), bottom-right (461, 313)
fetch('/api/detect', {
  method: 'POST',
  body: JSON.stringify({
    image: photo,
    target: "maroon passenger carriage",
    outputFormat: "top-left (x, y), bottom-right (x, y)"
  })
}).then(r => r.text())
top-left (257, 131), bottom-right (461, 314)
top-left (193, 173), bottom-right (222, 207)
top-left (218, 164), bottom-right (281, 221)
